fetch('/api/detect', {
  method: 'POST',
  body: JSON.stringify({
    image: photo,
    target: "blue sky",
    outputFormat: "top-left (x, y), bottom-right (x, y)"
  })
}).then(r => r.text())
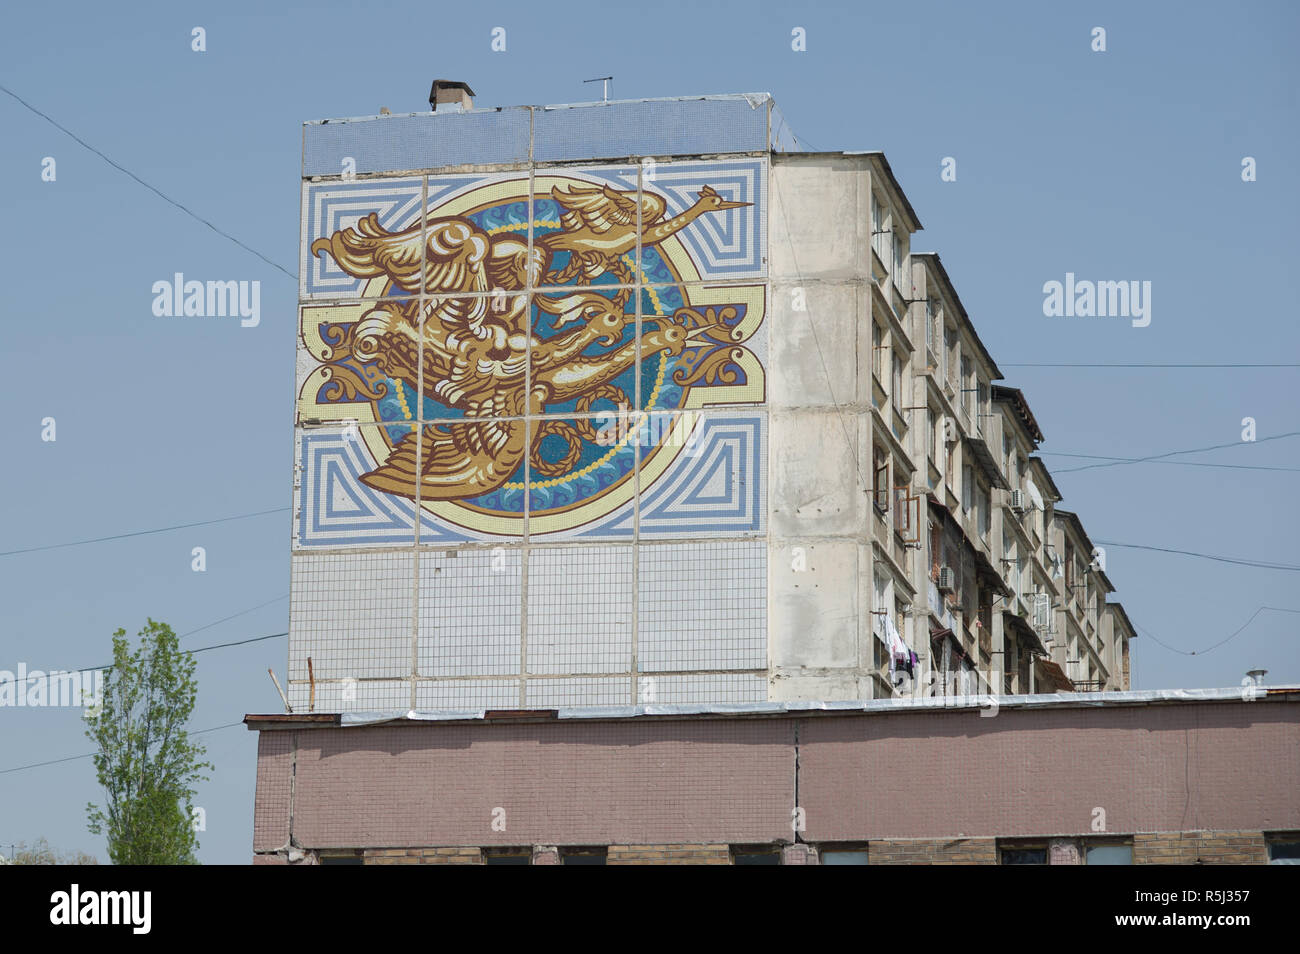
top-left (0, 0), bottom-right (1295, 864)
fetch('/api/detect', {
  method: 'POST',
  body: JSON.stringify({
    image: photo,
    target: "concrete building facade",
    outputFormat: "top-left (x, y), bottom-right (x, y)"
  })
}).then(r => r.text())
top-left (286, 91), bottom-right (1132, 715)
top-left (245, 90), bottom-right (1296, 866)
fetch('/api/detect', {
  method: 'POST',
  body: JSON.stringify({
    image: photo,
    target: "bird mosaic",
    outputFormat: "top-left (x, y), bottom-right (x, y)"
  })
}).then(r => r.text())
top-left (308, 181), bottom-right (751, 502)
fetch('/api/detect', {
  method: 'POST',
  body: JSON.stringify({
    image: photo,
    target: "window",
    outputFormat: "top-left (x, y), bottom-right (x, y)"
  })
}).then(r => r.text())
top-left (894, 486), bottom-right (912, 535)
top-left (872, 321), bottom-right (883, 380)
top-left (873, 445), bottom-right (890, 514)
top-left (977, 483), bottom-right (991, 539)
top-left (821, 846), bottom-right (870, 865)
top-left (941, 327), bottom-right (953, 383)
top-left (871, 193), bottom-right (885, 263)
top-left (999, 845), bottom-right (1047, 865)
top-left (892, 354), bottom-right (904, 411)
top-left (959, 355), bottom-right (972, 417)
top-left (1085, 843), bottom-right (1133, 865)
top-left (873, 570), bottom-right (889, 638)
top-left (925, 298), bottom-right (936, 356)
top-left (892, 233), bottom-right (907, 294)
top-left (962, 464), bottom-right (973, 514)
top-left (1267, 833), bottom-right (1300, 864)
top-left (928, 411), bottom-right (938, 467)
top-left (483, 847), bottom-right (532, 865)
top-left (560, 847), bottom-right (608, 865)
top-left (732, 846), bottom-right (782, 865)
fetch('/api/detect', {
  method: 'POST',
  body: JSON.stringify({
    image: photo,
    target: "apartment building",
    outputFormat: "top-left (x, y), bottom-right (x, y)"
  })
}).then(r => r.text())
top-left (281, 88), bottom-right (1131, 711)
top-left (244, 89), bottom-right (1290, 865)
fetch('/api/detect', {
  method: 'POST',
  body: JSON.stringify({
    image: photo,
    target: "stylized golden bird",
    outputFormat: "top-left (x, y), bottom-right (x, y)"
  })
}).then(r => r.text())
top-left (541, 183), bottom-right (750, 303)
top-left (311, 213), bottom-right (719, 501)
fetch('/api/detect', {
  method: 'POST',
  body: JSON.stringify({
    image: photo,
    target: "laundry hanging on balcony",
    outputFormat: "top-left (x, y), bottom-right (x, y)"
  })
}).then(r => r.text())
top-left (885, 616), bottom-right (913, 678)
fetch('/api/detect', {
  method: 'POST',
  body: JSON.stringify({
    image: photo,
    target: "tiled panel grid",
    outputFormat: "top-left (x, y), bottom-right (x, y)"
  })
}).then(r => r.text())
top-left (292, 159), bottom-right (769, 709)
top-left (638, 541), bottom-right (767, 673)
top-left (526, 547), bottom-right (634, 675)
top-left (418, 548), bottom-right (521, 677)
top-left (287, 550), bottom-right (414, 710)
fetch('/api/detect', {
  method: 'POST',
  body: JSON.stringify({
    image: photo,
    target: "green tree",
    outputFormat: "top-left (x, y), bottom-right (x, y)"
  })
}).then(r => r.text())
top-left (5, 837), bottom-right (98, 865)
top-left (84, 619), bottom-right (212, 864)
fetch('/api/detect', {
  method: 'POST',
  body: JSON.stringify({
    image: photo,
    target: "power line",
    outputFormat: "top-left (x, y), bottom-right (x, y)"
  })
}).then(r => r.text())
top-left (0, 83), bottom-right (295, 280)
top-left (1053, 431), bottom-right (1300, 474)
top-left (1095, 540), bottom-right (1300, 572)
top-left (1132, 607), bottom-right (1300, 657)
top-left (179, 594), bottom-right (288, 640)
top-left (1040, 452), bottom-right (1300, 473)
top-left (6, 434), bottom-right (1290, 561)
top-left (0, 506), bottom-right (290, 557)
top-left (0, 721), bottom-right (245, 777)
top-left (8, 630), bottom-right (287, 689)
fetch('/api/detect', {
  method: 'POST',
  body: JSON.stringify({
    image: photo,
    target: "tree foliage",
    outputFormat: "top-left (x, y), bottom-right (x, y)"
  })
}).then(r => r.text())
top-left (84, 619), bottom-right (212, 864)
top-left (5, 837), bottom-right (97, 865)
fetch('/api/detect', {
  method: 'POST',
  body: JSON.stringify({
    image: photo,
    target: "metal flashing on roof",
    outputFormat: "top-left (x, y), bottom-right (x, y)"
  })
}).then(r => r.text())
top-left (243, 686), bottom-right (1300, 730)
top-left (303, 92), bottom-right (788, 176)
top-left (538, 91), bottom-right (774, 112)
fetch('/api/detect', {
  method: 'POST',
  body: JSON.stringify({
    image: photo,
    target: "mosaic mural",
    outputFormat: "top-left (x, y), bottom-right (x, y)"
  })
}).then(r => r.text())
top-left (296, 161), bottom-right (767, 544)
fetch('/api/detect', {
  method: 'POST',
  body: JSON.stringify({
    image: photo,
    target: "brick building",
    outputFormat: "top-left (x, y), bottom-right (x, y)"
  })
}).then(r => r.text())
top-left (249, 688), bottom-right (1300, 864)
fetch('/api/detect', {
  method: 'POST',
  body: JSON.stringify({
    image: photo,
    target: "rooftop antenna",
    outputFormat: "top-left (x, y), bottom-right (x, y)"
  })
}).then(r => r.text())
top-left (583, 76), bottom-right (613, 102)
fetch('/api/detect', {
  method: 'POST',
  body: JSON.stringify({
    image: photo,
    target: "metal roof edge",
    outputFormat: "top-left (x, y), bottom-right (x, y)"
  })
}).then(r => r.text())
top-left (305, 93), bottom-right (775, 126)
top-left (243, 686), bottom-right (1300, 729)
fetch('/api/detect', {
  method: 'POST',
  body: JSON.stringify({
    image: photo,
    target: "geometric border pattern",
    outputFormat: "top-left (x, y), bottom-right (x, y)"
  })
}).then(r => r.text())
top-left (577, 413), bottom-right (766, 539)
top-left (646, 159), bottom-right (766, 280)
top-left (295, 427), bottom-right (475, 548)
top-left (299, 178), bottom-right (425, 299)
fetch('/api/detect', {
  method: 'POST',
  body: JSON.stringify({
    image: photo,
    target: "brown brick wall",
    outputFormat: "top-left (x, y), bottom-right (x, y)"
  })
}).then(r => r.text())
top-left (289, 719), bottom-right (794, 849)
top-left (1133, 831), bottom-right (1267, 865)
top-left (363, 847), bottom-right (484, 865)
top-left (249, 698), bottom-right (1300, 860)
top-left (252, 731), bottom-right (294, 852)
top-left (607, 844), bottom-right (731, 865)
top-left (800, 702), bottom-right (1298, 840)
top-left (867, 838), bottom-right (997, 865)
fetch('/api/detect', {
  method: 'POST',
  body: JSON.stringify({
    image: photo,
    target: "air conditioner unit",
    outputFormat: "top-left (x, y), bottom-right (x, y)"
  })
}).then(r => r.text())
top-left (1033, 593), bottom-right (1052, 630)
top-left (1010, 489), bottom-right (1028, 512)
top-left (937, 566), bottom-right (956, 592)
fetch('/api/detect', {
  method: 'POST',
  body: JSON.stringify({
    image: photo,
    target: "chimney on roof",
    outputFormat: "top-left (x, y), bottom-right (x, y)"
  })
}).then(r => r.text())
top-left (430, 80), bottom-right (475, 114)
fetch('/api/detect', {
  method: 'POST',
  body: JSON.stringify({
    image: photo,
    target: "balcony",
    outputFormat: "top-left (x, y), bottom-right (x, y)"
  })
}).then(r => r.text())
top-left (890, 281), bottom-right (908, 321)
top-left (929, 580), bottom-right (955, 631)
